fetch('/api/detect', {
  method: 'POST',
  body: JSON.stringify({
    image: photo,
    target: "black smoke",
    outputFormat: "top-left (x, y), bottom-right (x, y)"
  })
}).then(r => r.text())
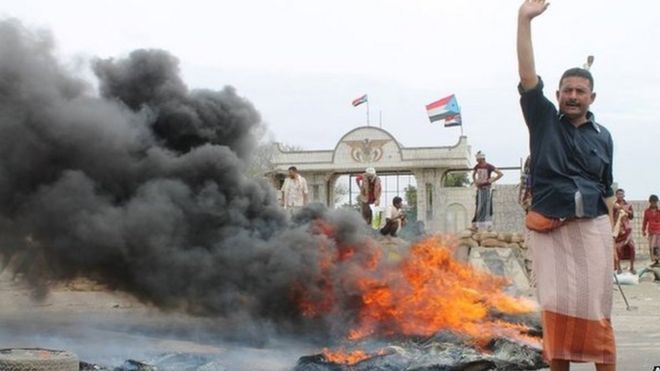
top-left (93, 49), bottom-right (259, 155)
top-left (0, 18), bottom-right (372, 331)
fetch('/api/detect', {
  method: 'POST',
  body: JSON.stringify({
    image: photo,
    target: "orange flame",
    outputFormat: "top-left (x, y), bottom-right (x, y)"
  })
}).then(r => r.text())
top-left (321, 348), bottom-right (370, 365)
top-left (295, 232), bottom-right (539, 351)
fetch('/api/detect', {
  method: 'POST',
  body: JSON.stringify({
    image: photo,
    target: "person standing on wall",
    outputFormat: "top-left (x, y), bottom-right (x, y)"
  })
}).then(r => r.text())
top-left (471, 151), bottom-right (503, 231)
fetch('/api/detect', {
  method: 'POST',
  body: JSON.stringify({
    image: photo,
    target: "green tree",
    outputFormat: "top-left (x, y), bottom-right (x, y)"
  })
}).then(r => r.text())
top-left (246, 142), bottom-right (275, 178)
top-left (404, 185), bottom-right (417, 206)
top-left (245, 141), bottom-right (304, 178)
top-left (334, 182), bottom-right (349, 206)
top-left (404, 185), bottom-right (417, 222)
top-left (444, 172), bottom-right (471, 187)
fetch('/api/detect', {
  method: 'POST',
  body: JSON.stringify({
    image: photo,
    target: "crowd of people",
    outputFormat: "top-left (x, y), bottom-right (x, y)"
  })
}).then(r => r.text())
top-left (612, 190), bottom-right (660, 273)
top-left (277, 2), bottom-right (655, 368)
top-left (279, 165), bottom-right (407, 238)
top-left (278, 2), bottom-right (660, 370)
top-left (279, 148), bottom-right (508, 239)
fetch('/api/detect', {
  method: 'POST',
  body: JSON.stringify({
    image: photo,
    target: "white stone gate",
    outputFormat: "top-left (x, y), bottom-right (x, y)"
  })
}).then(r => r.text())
top-left (268, 126), bottom-right (473, 233)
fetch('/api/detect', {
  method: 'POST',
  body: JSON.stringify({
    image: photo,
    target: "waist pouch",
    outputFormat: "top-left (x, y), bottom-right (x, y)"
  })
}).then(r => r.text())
top-left (526, 210), bottom-right (565, 233)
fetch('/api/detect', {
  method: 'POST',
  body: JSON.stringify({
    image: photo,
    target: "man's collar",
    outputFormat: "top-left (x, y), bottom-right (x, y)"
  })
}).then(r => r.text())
top-left (558, 111), bottom-right (601, 133)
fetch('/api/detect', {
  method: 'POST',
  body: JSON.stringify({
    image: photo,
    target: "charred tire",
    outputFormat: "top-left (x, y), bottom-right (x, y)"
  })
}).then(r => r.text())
top-left (0, 348), bottom-right (79, 371)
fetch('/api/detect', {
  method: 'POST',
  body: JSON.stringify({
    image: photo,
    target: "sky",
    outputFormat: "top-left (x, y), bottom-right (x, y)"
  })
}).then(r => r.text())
top-left (2, 0), bottom-right (659, 199)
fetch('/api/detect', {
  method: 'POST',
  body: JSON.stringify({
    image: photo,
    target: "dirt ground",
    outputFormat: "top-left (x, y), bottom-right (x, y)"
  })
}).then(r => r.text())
top-left (0, 276), bottom-right (316, 370)
top-left (543, 259), bottom-right (660, 371)
top-left (1, 261), bottom-right (659, 370)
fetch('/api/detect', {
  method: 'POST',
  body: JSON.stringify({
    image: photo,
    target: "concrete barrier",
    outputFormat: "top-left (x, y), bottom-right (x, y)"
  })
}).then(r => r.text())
top-left (468, 247), bottom-right (530, 293)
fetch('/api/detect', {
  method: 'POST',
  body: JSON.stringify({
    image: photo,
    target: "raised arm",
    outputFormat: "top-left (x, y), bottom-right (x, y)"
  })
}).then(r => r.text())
top-left (517, 0), bottom-right (549, 90)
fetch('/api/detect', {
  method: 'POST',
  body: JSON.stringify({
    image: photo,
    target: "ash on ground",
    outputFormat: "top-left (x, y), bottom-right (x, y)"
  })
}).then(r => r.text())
top-left (80, 353), bottom-right (227, 371)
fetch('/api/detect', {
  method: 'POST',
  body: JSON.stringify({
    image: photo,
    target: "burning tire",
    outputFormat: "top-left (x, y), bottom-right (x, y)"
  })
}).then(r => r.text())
top-left (0, 348), bottom-right (79, 371)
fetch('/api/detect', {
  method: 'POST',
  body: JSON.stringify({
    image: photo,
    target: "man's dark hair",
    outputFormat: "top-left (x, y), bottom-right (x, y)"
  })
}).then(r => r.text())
top-left (559, 68), bottom-right (594, 91)
top-left (392, 196), bottom-right (403, 205)
top-left (288, 166), bottom-right (297, 172)
top-left (616, 188), bottom-right (625, 194)
top-left (650, 194), bottom-right (659, 203)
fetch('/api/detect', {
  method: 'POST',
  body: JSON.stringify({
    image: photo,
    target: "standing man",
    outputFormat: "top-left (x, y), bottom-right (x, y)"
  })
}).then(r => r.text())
top-left (281, 166), bottom-right (308, 213)
top-left (517, 1), bottom-right (616, 369)
top-left (613, 188), bottom-right (636, 274)
top-left (471, 151), bottom-right (503, 231)
top-left (356, 167), bottom-right (381, 225)
top-left (642, 194), bottom-right (660, 267)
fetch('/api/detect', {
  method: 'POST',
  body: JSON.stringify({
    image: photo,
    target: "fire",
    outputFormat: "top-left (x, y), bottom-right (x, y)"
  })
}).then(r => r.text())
top-left (295, 233), bottom-right (539, 349)
top-left (347, 237), bottom-right (537, 345)
top-left (321, 348), bottom-right (370, 365)
top-left (321, 347), bottom-right (390, 365)
top-left (291, 219), bottom-right (383, 317)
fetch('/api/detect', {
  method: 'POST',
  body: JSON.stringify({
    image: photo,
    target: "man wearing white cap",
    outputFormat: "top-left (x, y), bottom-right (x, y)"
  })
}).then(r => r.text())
top-left (471, 151), bottom-right (503, 230)
top-left (357, 167), bottom-right (382, 225)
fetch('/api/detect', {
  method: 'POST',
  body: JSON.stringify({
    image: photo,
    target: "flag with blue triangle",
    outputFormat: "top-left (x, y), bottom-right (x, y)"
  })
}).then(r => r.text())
top-left (426, 94), bottom-right (461, 126)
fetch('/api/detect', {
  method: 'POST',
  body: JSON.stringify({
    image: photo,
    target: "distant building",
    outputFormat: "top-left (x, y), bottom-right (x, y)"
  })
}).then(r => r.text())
top-left (269, 126), bottom-right (476, 233)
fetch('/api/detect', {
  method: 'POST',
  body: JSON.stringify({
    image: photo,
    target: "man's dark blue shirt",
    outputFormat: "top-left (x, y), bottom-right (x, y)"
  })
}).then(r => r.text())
top-left (519, 77), bottom-right (613, 219)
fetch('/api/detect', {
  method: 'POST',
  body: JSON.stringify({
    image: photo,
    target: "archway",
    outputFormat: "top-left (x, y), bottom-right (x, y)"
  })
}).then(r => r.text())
top-left (444, 203), bottom-right (469, 234)
top-left (269, 126), bottom-right (471, 233)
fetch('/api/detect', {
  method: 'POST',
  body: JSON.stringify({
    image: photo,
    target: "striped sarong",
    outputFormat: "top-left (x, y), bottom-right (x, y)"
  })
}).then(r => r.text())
top-left (529, 215), bottom-right (616, 364)
top-left (472, 186), bottom-right (493, 229)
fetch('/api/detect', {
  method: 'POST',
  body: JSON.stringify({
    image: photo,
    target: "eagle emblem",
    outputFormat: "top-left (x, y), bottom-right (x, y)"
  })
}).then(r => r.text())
top-left (344, 139), bottom-right (390, 163)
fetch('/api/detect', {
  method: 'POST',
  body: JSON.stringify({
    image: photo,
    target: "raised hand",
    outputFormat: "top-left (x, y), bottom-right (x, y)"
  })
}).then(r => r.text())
top-left (519, 0), bottom-right (550, 21)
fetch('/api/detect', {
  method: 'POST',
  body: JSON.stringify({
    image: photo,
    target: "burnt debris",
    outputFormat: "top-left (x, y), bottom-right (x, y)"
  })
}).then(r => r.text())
top-left (296, 333), bottom-right (547, 371)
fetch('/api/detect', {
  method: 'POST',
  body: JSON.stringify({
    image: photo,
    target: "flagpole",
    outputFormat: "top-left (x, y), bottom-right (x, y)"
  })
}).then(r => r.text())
top-left (379, 110), bottom-right (382, 128)
top-left (366, 100), bottom-right (370, 126)
top-left (458, 100), bottom-right (463, 137)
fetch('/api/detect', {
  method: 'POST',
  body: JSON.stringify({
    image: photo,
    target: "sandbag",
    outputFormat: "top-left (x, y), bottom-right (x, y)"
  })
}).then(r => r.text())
top-left (613, 272), bottom-right (639, 285)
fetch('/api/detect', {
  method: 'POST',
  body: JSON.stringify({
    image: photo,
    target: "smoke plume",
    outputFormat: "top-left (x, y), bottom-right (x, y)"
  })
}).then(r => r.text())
top-left (0, 18), bottom-right (372, 332)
